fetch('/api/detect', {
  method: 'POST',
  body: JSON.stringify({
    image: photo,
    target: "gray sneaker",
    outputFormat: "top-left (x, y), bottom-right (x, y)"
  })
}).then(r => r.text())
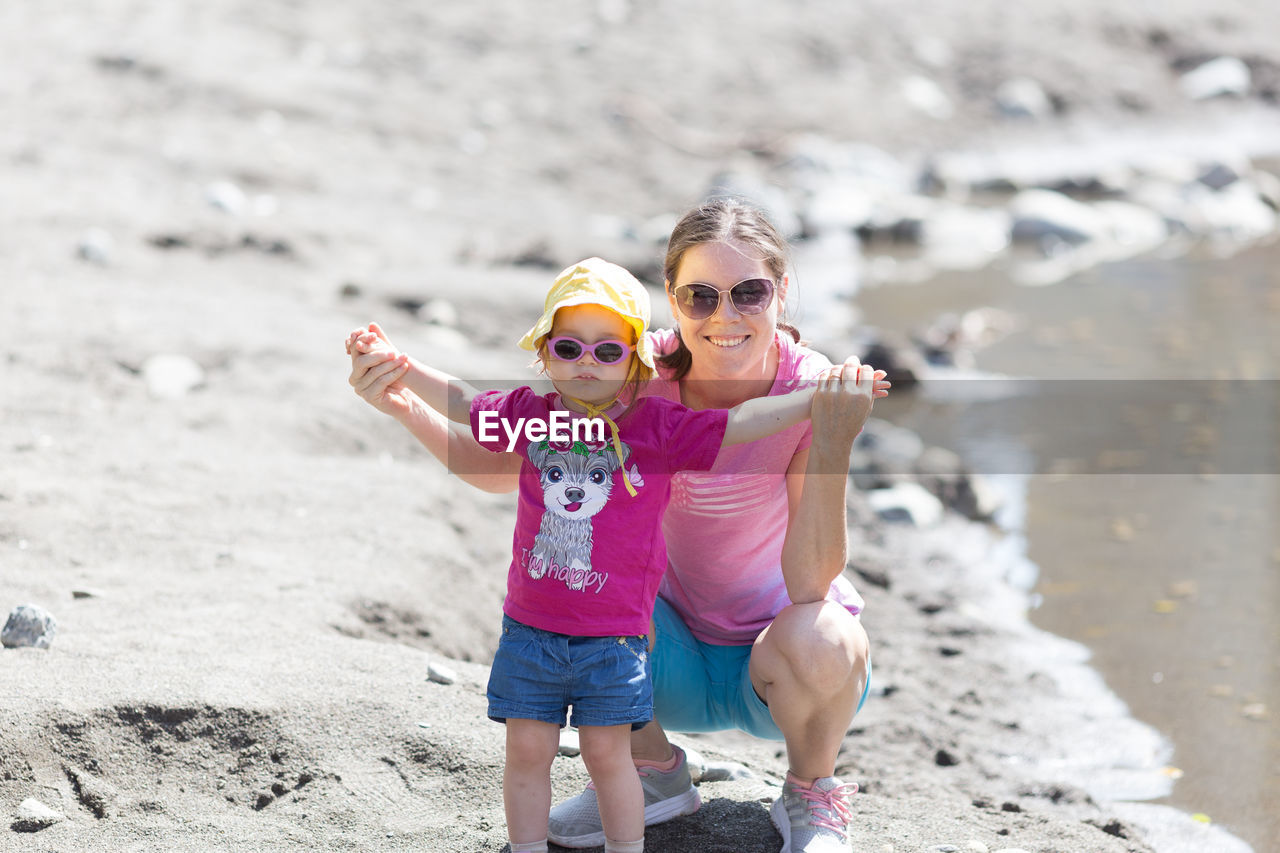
top-left (769, 775), bottom-right (858, 852)
top-left (547, 745), bottom-right (702, 848)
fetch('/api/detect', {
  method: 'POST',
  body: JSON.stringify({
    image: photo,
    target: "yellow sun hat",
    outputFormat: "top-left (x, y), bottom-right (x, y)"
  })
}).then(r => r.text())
top-left (517, 257), bottom-right (655, 375)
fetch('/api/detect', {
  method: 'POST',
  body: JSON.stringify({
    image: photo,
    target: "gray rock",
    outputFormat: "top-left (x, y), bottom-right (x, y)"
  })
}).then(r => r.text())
top-left (2, 604), bottom-right (57, 649)
top-left (12, 798), bottom-right (64, 831)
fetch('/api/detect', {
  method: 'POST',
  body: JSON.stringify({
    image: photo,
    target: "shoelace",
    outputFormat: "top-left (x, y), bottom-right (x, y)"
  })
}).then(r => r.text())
top-left (794, 782), bottom-right (858, 836)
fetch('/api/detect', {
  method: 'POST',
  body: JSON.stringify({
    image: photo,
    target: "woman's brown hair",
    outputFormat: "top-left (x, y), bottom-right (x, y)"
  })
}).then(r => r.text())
top-left (658, 197), bottom-right (800, 381)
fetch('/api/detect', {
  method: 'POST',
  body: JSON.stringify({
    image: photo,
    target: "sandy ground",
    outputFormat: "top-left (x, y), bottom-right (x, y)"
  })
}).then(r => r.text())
top-left (4, 1), bottom-right (1278, 850)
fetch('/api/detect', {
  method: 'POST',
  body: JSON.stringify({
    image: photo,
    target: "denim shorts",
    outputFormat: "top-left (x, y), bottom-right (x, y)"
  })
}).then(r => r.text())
top-left (651, 596), bottom-right (871, 740)
top-left (487, 615), bottom-right (653, 730)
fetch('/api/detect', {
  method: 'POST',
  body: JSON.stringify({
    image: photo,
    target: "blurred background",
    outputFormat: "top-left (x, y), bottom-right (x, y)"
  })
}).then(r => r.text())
top-left (5, 0), bottom-right (1276, 847)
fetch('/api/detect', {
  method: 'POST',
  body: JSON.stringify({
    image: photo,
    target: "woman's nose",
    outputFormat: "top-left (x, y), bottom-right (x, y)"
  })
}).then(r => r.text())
top-left (711, 290), bottom-right (741, 320)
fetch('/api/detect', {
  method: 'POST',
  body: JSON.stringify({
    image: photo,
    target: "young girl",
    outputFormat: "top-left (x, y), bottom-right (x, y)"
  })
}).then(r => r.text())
top-left (347, 257), bottom-right (878, 853)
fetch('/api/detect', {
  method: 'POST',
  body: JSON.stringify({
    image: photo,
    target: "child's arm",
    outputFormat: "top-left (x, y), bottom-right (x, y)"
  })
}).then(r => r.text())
top-left (722, 360), bottom-right (877, 447)
top-left (349, 326), bottom-right (478, 424)
top-left (346, 324), bottom-right (522, 492)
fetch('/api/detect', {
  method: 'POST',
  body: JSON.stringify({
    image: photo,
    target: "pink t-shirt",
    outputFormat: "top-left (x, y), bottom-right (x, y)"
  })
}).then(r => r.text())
top-left (642, 329), bottom-right (865, 644)
top-left (471, 386), bottom-right (727, 637)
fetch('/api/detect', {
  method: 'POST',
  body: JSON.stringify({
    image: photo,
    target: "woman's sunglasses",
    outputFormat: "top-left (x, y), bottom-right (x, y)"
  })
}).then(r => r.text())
top-left (671, 278), bottom-right (776, 320)
top-left (546, 336), bottom-right (633, 365)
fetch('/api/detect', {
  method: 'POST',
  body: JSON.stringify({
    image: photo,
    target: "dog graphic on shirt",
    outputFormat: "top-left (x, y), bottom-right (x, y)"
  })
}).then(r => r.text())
top-left (525, 437), bottom-right (631, 589)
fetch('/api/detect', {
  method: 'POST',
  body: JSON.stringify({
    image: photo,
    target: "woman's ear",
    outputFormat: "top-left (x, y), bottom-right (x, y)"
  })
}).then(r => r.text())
top-left (777, 274), bottom-right (790, 308)
top-left (664, 278), bottom-right (680, 322)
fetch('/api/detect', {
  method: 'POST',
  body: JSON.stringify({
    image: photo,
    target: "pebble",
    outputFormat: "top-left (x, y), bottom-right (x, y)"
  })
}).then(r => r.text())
top-left (995, 77), bottom-right (1053, 120)
top-left (1178, 56), bottom-right (1251, 100)
top-left (77, 227), bottom-right (115, 265)
top-left (964, 843), bottom-right (990, 853)
top-left (698, 761), bottom-right (757, 783)
top-left (1240, 702), bottom-right (1267, 720)
top-left (679, 745), bottom-right (706, 783)
top-left (2, 604), bottom-right (58, 649)
top-left (142, 354), bottom-right (205, 400)
top-left (867, 482), bottom-right (944, 527)
top-left (206, 180), bottom-right (248, 215)
top-left (13, 798), bottom-right (65, 831)
top-left (426, 663), bottom-right (456, 685)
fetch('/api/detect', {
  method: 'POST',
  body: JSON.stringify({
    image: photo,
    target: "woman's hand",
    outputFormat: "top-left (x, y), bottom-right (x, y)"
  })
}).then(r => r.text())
top-left (811, 356), bottom-right (885, 451)
top-left (346, 322), bottom-right (412, 418)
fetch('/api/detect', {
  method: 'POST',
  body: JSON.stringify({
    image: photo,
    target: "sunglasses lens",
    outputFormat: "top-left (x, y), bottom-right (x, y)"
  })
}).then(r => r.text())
top-left (676, 284), bottom-right (721, 319)
top-left (730, 279), bottom-right (773, 313)
top-left (593, 342), bottom-right (626, 364)
top-left (551, 338), bottom-right (583, 361)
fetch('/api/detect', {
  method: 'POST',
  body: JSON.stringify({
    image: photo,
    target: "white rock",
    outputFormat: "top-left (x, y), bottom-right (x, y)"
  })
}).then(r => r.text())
top-left (867, 482), bottom-right (944, 526)
top-left (901, 75), bottom-right (954, 120)
top-left (142, 354), bottom-right (205, 400)
top-left (557, 729), bottom-right (580, 757)
top-left (426, 662), bottom-right (456, 685)
top-left (699, 761), bottom-right (757, 782)
top-left (964, 842), bottom-right (990, 853)
top-left (1179, 57), bottom-right (1251, 100)
top-left (996, 77), bottom-right (1053, 119)
top-left (2, 605), bottom-right (58, 649)
top-left (77, 227), bottom-right (115, 265)
top-left (420, 299), bottom-right (459, 327)
top-left (1091, 200), bottom-right (1169, 259)
top-left (922, 204), bottom-right (1011, 269)
top-left (1009, 189), bottom-right (1106, 246)
top-left (15, 798), bottom-right (65, 829)
top-left (205, 180), bottom-right (247, 215)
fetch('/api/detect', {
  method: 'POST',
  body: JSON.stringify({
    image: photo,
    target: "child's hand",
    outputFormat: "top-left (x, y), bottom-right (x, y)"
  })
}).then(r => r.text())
top-left (346, 322), bottom-right (411, 417)
top-left (345, 321), bottom-right (398, 358)
top-left (811, 356), bottom-right (880, 450)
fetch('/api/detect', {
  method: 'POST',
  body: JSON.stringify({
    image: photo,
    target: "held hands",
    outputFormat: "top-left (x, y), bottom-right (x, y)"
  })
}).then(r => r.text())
top-left (345, 322), bottom-right (413, 418)
top-left (811, 357), bottom-right (890, 450)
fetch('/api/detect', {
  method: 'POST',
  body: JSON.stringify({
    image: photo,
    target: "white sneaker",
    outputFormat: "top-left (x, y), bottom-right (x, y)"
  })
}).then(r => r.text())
top-left (547, 745), bottom-right (702, 848)
top-left (770, 775), bottom-right (858, 852)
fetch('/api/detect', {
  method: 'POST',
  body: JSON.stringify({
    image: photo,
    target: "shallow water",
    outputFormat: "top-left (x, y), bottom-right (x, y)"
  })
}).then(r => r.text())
top-left (849, 239), bottom-right (1279, 850)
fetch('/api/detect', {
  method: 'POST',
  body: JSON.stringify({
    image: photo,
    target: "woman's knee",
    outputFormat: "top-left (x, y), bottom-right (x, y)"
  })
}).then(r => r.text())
top-left (760, 601), bottom-right (868, 683)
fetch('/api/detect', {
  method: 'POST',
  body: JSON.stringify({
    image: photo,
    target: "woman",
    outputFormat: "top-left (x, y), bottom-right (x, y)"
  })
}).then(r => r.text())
top-left (347, 198), bottom-right (884, 853)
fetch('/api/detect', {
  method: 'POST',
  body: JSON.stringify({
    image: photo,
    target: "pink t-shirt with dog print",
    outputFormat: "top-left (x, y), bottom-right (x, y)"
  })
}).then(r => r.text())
top-left (471, 387), bottom-right (727, 637)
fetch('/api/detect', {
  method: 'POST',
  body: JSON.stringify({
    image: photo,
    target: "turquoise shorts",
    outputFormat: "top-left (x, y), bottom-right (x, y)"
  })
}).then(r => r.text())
top-left (650, 597), bottom-right (870, 740)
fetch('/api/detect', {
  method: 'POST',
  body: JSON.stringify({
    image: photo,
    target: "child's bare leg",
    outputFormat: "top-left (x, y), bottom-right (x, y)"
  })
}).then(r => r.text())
top-left (503, 719), bottom-right (561, 845)
top-left (578, 723), bottom-right (643, 847)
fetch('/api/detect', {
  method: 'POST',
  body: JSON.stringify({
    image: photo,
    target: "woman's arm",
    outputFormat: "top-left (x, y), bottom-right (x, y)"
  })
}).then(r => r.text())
top-left (778, 357), bottom-right (879, 603)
